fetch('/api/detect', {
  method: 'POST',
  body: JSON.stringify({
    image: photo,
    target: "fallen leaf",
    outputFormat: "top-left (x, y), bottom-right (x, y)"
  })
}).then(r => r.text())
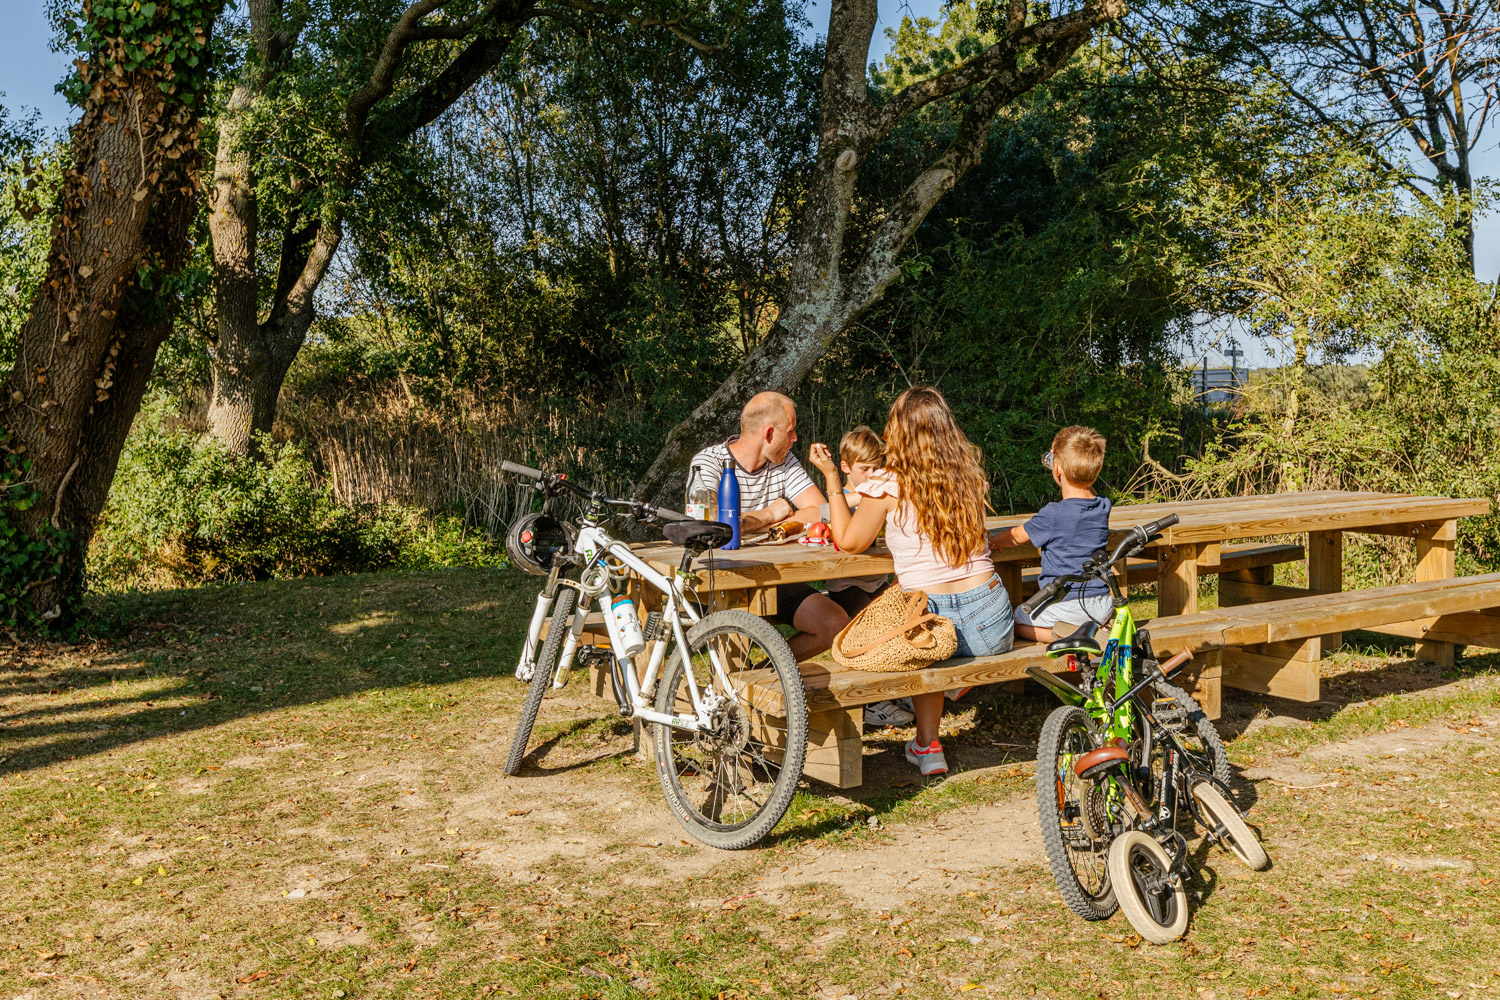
top-left (236, 970), bottom-right (271, 984)
top-left (961, 986), bottom-right (983, 992)
top-left (156, 866), bottom-right (167, 876)
top-left (507, 809), bottom-right (531, 817)
top-left (403, 957), bottom-right (419, 973)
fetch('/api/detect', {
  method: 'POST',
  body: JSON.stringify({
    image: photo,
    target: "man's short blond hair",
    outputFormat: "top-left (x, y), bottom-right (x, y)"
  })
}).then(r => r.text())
top-left (838, 426), bottom-right (884, 467)
top-left (740, 392), bottom-right (796, 437)
top-left (1052, 425), bottom-right (1106, 486)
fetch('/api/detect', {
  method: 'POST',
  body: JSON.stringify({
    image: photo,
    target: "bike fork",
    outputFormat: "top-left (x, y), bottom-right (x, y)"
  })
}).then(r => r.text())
top-left (516, 591), bottom-right (554, 682)
top-left (552, 593), bottom-right (591, 689)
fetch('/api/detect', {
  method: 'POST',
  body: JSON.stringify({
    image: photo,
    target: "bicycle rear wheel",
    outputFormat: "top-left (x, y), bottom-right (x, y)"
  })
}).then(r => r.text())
top-left (504, 586), bottom-right (576, 776)
top-left (1036, 705), bottom-right (1117, 920)
top-left (1150, 676), bottom-right (1230, 788)
top-left (653, 610), bottom-right (807, 850)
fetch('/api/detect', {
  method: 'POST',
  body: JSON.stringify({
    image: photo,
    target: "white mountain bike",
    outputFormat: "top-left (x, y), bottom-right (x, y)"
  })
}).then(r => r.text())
top-left (501, 460), bottom-right (809, 850)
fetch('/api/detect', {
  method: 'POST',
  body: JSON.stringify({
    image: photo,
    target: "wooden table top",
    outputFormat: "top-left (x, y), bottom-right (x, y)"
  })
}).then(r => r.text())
top-left (633, 491), bottom-right (1490, 589)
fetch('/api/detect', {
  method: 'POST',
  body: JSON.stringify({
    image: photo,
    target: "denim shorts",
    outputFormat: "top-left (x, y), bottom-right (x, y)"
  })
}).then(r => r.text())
top-left (925, 575), bottom-right (1015, 658)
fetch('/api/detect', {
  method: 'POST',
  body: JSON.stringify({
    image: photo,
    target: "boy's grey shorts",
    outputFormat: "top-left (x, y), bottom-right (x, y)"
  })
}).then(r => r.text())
top-left (1013, 592), bottom-right (1114, 631)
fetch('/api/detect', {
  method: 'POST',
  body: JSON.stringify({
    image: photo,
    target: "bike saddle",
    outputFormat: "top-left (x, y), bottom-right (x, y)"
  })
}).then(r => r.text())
top-left (1073, 744), bottom-right (1130, 781)
top-left (1046, 620), bottom-right (1102, 657)
top-left (663, 519), bottom-right (735, 551)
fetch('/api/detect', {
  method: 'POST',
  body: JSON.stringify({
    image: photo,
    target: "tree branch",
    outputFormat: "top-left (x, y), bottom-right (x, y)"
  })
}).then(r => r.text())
top-left (369, 0), bottom-right (537, 143)
top-left (845, 32), bottom-right (1097, 312)
top-left (542, 0), bottom-right (732, 52)
top-left (873, 0), bottom-right (1124, 139)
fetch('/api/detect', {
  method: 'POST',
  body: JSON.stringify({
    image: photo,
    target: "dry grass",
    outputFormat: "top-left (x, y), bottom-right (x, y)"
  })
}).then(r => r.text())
top-left (1, 568), bottom-right (1498, 998)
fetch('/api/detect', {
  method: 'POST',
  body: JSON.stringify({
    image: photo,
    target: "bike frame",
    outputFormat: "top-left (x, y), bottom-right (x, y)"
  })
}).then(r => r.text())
top-left (514, 519), bottom-right (739, 736)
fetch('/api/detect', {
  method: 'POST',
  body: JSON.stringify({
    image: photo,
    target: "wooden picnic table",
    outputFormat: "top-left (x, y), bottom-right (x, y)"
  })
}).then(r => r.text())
top-left (630, 490), bottom-right (1490, 706)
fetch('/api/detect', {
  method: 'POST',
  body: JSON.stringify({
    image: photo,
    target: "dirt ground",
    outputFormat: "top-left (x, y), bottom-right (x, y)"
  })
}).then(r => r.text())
top-left (2, 570), bottom-right (1498, 999)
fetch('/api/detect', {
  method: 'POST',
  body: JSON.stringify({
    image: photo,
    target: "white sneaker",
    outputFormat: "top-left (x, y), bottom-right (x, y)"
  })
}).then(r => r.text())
top-left (864, 699), bottom-right (916, 728)
top-left (904, 739), bottom-right (948, 776)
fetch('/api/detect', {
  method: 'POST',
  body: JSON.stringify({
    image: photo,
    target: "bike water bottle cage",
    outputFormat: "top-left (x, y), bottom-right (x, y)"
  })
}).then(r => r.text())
top-left (506, 513), bottom-right (576, 576)
top-left (1046, 621), bottom-right (1103, 658)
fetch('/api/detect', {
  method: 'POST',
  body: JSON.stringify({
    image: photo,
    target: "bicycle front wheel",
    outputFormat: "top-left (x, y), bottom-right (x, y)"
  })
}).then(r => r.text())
top-left (653, 610), bottom-right (807, 850)
top-left (1107, 831), bottom-right (1189, 944)
top-left (1192, 781), bottom-right (1269, 871)
top-left (504, 586), bottom-right (576, 776)
top-left (1036, 705), bottom-right (1116, 920)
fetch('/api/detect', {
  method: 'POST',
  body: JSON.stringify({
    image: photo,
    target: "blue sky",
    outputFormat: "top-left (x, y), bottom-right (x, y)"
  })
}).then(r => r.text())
top-left (5, 0), bottom-right (1496, 368)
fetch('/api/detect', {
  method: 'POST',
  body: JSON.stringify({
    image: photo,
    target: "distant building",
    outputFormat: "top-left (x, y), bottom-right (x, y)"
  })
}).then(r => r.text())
top-left (1190, 340), bottom-right (1247, 405)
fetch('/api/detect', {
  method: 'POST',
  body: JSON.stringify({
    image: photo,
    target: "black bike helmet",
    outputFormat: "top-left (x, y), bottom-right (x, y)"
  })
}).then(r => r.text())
top-left (506, 513), bottom-right (575, 576)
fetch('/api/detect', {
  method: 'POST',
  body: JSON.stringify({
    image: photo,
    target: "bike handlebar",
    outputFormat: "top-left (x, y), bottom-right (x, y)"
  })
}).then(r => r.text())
top-left (501, 460), bottom-right (543, 479)
top-left (1017, 513), bottom-right (1181, 619)
top-left (503, 459), bottom-right (686, 525)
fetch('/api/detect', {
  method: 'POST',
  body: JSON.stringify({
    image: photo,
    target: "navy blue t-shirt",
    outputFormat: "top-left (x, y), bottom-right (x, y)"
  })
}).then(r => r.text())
top-left (1025, 496), bottom-right (1113, 599)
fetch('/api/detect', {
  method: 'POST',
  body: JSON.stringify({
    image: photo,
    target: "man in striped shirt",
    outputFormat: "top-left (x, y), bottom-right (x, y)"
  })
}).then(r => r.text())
top-left (686, 392), bottom-right (847, 659)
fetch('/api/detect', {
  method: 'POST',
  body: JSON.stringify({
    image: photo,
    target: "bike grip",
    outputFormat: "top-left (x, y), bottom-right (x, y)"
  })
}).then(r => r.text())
top-left (1159, 648), bottom-right (1194, 676)
top-left (1019, 582), bottom-right (1059, 616)
top-left (654, 506), bottom-right (689, 522)
top-left (1141, 513), bottom-right (1180, 537)
top-left (501, 460), bottom-right (543, 479)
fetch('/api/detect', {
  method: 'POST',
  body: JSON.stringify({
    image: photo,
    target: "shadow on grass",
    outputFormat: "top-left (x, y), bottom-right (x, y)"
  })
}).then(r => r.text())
top-left (0, 567), bottom-right (538, 777)
top-left (1215, 632), bottom-right (1500, 743)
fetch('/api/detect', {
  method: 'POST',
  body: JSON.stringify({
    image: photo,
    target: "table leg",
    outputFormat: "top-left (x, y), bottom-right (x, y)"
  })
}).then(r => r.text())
top-left (1415, 519), bottom-right (1458, 668)
top-left (996, 563), bottom-right (1023, 608)
top-left (1308, 529), bottom-right (1343, 652)
top-left (1156, 542), bottom-right (1201, 616)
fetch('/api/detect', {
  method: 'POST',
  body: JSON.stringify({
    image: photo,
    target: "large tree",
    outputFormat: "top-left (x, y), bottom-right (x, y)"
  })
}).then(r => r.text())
top-left (1169, 0), bottom-right (1500, 269)
top-left (206, 0), bottom-right (739, 453)
top-left (0, 0), bottom-right (225, 624)
top-left (633, 0), bottom-right (1126, 504)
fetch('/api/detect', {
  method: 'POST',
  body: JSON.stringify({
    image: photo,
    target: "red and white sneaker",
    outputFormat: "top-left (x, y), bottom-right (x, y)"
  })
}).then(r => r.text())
top-left (904, 739), bottom-right (948, 776)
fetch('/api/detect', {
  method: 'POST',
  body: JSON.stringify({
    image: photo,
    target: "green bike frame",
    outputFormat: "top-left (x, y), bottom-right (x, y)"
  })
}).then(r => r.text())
top-left (1092, 608), bottom-right (1137, 742)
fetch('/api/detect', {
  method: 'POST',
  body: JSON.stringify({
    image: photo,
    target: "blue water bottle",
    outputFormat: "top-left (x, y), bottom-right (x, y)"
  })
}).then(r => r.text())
top-left (716, 458), bottom-right (741, 549)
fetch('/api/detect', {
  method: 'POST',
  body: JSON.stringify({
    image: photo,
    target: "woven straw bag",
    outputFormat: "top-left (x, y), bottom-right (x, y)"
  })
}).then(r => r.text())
top-left (830, 586), bottom-right (958, 672)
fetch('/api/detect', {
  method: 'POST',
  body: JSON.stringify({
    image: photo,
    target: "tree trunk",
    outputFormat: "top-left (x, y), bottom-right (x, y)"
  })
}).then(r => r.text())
top-left (0, 7), bottom-right (222, 623)
top-left (633, 0), bottom-right (1122, 506)
top-left (204, 0), bottom-right (536, 454)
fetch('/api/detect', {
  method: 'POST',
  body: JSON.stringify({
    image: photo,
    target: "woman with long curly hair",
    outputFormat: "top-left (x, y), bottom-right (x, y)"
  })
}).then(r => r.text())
top-left (810, 387), bottom-right (1014, 775)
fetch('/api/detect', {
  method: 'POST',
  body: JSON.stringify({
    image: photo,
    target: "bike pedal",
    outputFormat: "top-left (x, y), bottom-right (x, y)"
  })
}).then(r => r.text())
top-left (1150, 697), bottom-right (1189, 732)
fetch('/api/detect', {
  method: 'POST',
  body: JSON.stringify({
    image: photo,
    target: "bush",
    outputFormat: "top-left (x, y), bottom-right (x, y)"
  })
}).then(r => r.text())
top-left (88, 422), bottom-right (503, 592)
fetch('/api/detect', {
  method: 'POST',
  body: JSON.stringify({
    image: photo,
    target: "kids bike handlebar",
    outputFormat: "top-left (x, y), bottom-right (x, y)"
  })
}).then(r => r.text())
top-left (1016, 513), bottom-right (1181, 618)
top-left (502, 460), bottom-right (688, 523)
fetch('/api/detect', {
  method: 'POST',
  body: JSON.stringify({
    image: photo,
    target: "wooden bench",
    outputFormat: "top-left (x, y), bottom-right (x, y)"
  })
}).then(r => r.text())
top-left (739, 572), bottom-right (1500, 788)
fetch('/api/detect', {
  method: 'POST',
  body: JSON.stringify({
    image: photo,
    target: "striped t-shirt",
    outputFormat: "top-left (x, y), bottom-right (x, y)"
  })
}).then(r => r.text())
top-left (685, 438), bottom-right (817, 513)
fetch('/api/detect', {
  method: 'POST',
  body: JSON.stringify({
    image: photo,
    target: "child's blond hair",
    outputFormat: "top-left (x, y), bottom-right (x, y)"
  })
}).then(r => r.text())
top-left (1052, 425), bottom-right (1106, 486)
top-left (839, 425), bottom-right (885, 468)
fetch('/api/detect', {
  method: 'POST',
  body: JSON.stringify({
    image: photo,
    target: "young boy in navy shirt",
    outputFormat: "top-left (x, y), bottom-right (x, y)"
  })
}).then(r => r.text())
top-left (991, 426), bottom-right (1112, 641)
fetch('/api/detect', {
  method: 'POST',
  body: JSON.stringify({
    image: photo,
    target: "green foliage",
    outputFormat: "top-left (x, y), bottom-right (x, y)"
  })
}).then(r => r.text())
top-left (51, 0), bottom-right (218, 101)
top-left (310, 4), bottom-right (819, 407)
top-left (835, 22), bottom-right (1232, 511)
top-left (88, 412), bottom-right (503, 592)
top-left (0, 434), bottom-right (72, 630)
top-left (0, 110), bottom-right (59, 367)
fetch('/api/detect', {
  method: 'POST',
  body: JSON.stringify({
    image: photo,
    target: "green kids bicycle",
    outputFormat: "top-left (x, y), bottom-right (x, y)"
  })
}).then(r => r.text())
top-left (1021, 514), bottom-right (1269, 944)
